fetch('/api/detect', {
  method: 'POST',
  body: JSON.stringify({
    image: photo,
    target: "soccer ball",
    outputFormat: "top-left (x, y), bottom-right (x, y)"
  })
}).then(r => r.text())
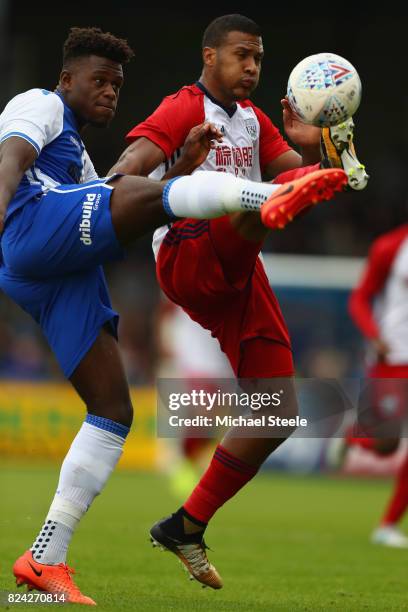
top-left (287, 52), bottom-right (362, 127)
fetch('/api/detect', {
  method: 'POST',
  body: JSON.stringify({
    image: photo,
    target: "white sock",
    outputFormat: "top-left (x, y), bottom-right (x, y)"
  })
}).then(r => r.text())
top-left (163, 172), bottom-right (280, 219)
top-left (31, 414), bottom-right (129, 564)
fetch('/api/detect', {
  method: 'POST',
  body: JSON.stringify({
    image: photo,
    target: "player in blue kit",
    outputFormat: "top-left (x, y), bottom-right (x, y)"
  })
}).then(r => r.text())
top-left (2, 26), bottom-right (346, 605)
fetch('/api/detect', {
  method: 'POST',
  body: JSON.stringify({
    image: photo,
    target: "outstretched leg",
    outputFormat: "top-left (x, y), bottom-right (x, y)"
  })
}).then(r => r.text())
top-left (2, 170), bottom-right (347, 279)
top-left (13, 327), bottom-right (132, 604)
top-left (150, 338), bottom-right (297, 589)
top-left (108, 168), bottom-right (347, 245)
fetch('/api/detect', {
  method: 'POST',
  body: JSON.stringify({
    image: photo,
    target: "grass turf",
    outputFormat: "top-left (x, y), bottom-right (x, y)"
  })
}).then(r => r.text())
top-left (1, 462), bottom-right (407, 611)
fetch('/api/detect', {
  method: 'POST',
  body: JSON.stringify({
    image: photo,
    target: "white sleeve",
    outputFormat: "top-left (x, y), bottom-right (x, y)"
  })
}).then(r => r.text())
top-left (0, 89), bottom-right (64, 155)
top-left (81, 150), bottom-right (99, 182)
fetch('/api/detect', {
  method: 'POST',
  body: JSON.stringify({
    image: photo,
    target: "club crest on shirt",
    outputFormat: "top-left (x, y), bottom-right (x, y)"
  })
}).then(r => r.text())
top-left (244, 118), bottom-right (258, 140)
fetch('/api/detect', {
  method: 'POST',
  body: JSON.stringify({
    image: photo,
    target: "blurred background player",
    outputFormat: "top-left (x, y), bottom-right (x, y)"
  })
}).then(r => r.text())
top-left (112, 14), bottom-right (359, 587)
top-left (0, 26), bottom-right (332, 604)
top-left (158, 301), bottom-right (233, 497)
top-left (348, 224), bottom-right (408, 548)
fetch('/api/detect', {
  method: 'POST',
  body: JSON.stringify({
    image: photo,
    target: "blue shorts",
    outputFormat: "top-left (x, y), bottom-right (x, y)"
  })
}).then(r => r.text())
top-left (0, 179), bottom-right (124, 378)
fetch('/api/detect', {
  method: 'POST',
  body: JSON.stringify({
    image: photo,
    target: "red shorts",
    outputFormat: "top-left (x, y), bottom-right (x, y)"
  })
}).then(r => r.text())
top-left (364, 363), bottom-right (408, 422)
top-left (156, 217), bottom-right (294, 377)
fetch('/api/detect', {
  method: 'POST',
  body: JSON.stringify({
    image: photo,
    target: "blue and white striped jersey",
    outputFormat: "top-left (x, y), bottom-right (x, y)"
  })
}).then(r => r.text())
top-left (0, 88), bottom-right (98, 221)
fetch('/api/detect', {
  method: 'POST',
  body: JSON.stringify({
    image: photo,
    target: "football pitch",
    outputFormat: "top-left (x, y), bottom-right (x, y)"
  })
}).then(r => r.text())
top-left (1, 463), bottom-right (407, 611)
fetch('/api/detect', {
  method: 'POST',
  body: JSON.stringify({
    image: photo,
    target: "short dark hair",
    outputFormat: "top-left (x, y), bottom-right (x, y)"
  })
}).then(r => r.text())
top-left (202, 14), bottom-right (261, 48)
top-left (63, 27), bottom-right (134, 67)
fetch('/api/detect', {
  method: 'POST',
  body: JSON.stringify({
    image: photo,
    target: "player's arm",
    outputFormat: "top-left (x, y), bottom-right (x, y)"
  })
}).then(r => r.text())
top-left (262, 99), bottom-right (321, 180)
top-left (0, 90), bottom-right (64, 231)
top-left (251, 102), bottom-right (321, 182)
top-left (282, 98), bottom-right (321, 165)
top-left (162, 122), bottom-right (223, 179)
top-left (111, 89), bottom-right (205, 178)
top-left (110, 137), bottom-right (165, 177)
top-left (111, 122), bottom-right (223, 180)
top-left (0, 137), bottom-right (37, 232)
top-left (348, 240), bottom-right (394, 360)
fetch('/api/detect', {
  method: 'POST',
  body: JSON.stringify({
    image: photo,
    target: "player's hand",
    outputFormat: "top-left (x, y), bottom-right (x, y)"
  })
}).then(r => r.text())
top-left (281, 97), bottom-right (321, 149)
top-left (372, 337), bottom-right (390, 362)
top-left (182, 122), bottom-right (223, 169)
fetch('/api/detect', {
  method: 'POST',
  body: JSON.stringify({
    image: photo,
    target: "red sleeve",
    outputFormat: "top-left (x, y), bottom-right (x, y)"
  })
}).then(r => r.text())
top-left (251, 105), bottom-right (292, 172)
top-left (125, 86), bottom-right (204, 159)
top-left (348, 230), bottom-right (408, 338)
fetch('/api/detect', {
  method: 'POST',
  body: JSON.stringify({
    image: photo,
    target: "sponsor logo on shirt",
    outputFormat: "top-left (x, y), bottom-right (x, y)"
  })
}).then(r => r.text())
top-left (79, 192), bottom-right (101, 246)
top-left (214, 145), bottom-right (253, 176)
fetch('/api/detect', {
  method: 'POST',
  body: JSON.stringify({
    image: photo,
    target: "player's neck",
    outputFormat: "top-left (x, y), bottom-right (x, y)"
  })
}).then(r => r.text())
top-left (55, 88), bottom-right (87, 133)
top-left (199, 75), bottom-right (236, 109)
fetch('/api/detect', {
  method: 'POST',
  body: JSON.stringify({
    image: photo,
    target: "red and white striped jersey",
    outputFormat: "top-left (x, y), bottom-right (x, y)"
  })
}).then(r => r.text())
top-left (126, 82), bottom-right (291, 257)
top-left (349, 225), bottom-right (408, 365)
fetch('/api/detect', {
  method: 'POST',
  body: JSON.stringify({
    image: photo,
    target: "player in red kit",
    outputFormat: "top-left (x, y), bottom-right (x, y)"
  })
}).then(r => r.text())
top-left (348, 225), bottom-right (408, 548)
top-left (112, 14), bottom-right (363, 587)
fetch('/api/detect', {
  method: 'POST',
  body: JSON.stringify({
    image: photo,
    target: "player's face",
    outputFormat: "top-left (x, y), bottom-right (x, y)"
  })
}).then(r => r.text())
top-left (210, 32), bottom-right (263, 101)
top-left (60, 55), bottom-right (124, 127)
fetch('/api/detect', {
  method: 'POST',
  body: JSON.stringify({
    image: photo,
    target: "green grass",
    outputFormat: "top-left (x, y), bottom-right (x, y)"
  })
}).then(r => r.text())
top-left (1, 462), bottom-right (407, 611)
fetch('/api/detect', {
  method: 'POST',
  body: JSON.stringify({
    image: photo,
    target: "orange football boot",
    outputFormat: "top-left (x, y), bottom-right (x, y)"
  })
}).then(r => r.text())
top-left (13, 550), bottom-right (96, 605)
top-left (261, 168), bottom-right (347, 230)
